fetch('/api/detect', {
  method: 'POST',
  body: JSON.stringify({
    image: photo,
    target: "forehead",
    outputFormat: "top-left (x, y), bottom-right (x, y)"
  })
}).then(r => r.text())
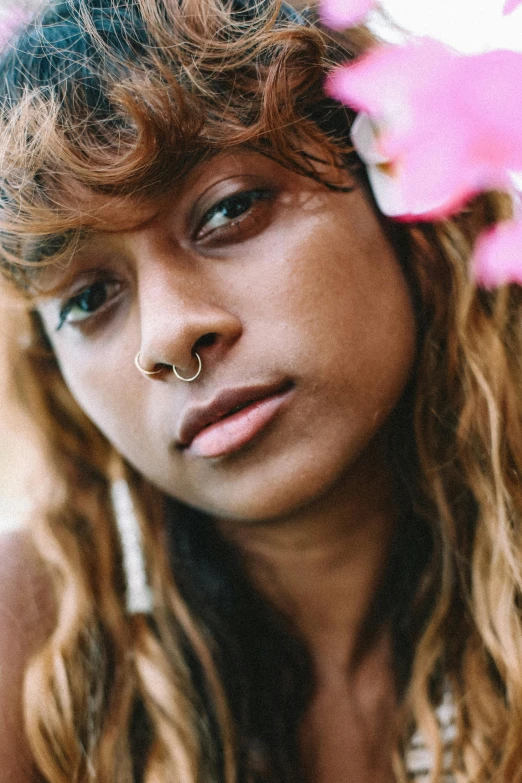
top-left (58, 181), bottom-right (164, 232)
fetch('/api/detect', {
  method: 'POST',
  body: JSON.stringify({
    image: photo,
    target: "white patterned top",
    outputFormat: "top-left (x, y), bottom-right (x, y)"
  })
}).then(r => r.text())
top-left (405, 689), bottom-right (456, 782)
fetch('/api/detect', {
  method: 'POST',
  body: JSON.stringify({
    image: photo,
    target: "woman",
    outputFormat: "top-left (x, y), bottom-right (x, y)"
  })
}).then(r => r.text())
top-left (0, 0), bottom-right (518, 781)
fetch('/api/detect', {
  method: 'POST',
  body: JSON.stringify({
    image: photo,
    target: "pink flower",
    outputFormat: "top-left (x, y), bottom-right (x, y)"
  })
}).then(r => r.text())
top-left (319, 0), bottom-right (375, 30)
top-left (503, 0), bottom-right (522, 15)
top-left (472, 218), bottom-right (522, 288)
top-left (0, 7), bottom-right (31, 48)
top-left (327, 38), bottom-right (522, 220)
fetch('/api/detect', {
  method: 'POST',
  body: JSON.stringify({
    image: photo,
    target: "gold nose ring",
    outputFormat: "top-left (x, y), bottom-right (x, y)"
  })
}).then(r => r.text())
top-left (134, 352), bottom-right (163, 376)
top-left (134, 351), bottom-right (202, 383)
top-left (172, 352), bottom-right (202, 382)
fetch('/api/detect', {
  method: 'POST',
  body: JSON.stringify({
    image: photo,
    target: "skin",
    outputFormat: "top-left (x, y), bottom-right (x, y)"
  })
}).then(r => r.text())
top-left (0, 531), bottom-right (55, 783)
top-left (36, 150), bottom-right (415, 522)
top-left (33, 148), bottom-right (417, 782)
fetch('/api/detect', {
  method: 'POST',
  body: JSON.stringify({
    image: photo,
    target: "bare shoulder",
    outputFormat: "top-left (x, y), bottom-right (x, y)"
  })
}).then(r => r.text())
top-left (0, 528), bottom-right (55, 782)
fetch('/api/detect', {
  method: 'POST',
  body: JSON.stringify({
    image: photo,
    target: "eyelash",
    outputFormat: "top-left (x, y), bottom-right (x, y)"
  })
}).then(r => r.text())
top-left (56, 188), bottom-right (274, 331)
top-left (57, 279), bottom-right (121, 331)
top-left (195, 188), bottom-right (274, 241)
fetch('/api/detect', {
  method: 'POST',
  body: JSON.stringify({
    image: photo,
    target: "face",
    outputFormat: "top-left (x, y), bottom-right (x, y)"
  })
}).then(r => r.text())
top-left (36, 149), bottom-right (416, 523)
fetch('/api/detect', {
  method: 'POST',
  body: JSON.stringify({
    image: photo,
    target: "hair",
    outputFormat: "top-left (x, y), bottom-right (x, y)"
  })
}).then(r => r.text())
top-left (0, 0), bottom-right (521, 781)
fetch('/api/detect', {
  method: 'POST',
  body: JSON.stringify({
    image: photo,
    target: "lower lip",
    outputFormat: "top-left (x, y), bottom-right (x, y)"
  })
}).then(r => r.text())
top-left (187, 388), bottom-right (292, 458)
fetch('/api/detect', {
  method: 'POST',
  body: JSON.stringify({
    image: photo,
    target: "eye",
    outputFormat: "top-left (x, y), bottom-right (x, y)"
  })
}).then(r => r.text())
top-left (195, 189), bottom-right (274, 241)
top-left (57, 279), bottom-right (122, 331)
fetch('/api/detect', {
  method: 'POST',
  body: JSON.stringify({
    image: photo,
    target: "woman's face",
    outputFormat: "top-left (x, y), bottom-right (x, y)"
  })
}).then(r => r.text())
top-left (36, 150), bottom-right (416, 523)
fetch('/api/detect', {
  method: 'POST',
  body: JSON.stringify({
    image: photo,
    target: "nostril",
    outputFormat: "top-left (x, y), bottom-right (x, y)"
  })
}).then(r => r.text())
top-left (194, 332), bottom-right (218, 350)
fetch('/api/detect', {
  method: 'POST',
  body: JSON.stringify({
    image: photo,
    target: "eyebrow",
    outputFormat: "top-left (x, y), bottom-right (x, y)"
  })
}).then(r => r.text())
top-left (24, 230), bottom-right (83, 266)
top-left (16, 229), bottom-right (93, 297)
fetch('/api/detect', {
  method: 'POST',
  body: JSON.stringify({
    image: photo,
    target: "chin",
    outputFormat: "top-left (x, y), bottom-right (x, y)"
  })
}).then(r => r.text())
top-left (172, 442), bottom-right (370, 526)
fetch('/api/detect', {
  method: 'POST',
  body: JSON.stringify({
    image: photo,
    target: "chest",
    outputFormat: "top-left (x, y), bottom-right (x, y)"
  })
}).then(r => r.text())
top-left (298, 682), bottom-right (397, 783)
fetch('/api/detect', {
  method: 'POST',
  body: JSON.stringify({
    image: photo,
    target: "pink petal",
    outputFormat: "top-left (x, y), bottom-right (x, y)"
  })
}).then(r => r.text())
top-left (0, 8), bottom-right (31, 48)
top-left (503, 0), bottom-right (522, 15)
top-left (319, 0), bottom-right (375, 30)
top-left (472, 219), bottom-right (522, 288)
top-left (327, 39), bottom-right (522, 219)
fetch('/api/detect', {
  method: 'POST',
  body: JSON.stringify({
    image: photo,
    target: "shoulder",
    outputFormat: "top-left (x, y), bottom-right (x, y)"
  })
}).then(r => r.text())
top-left (0, 529), bottom-right (55, 782)
top-left (0, 528), bottom-right (54, 643)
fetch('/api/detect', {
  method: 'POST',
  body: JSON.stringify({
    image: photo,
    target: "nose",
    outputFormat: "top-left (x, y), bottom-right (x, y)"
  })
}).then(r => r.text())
top-left (134, 254), bottom-right (242, 380)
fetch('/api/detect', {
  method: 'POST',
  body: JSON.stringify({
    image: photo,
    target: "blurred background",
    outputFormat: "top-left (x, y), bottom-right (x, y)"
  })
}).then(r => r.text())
top-left (1, 0), bottom-right (522, 533)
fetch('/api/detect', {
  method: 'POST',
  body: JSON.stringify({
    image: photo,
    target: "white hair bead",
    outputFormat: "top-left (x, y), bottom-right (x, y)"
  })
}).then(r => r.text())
top-left (110, 478), bottom-right (153, 614)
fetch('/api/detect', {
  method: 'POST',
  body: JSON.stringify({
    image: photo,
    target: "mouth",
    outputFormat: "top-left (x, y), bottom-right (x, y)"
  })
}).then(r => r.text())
top-left (177, 380), bottom-right (294, 458)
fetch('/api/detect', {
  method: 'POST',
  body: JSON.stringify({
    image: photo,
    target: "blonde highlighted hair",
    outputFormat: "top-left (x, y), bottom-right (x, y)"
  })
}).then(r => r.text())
top-left (0, 0), bottom-right (520, 780)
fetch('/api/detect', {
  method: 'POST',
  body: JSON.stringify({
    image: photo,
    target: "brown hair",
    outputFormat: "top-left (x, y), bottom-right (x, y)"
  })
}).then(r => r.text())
top-left (0, 1), bottom-right (520, 781)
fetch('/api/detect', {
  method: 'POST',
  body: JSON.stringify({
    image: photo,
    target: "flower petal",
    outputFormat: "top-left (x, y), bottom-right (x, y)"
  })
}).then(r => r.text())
top-left (472, 218), bottom-right (522, 288)
top-left (503, 0), bottom-right (522, 15)
top-left (350, 112), bottom-right (441, 217)
top-left (319, 0), bottom-right (375, 30)
top-left (328, 38), bottom-right (522, 219)
top-left (0, 8), bottom-right (31, 48)
top-left (350, 113), bottom-right (389, 165)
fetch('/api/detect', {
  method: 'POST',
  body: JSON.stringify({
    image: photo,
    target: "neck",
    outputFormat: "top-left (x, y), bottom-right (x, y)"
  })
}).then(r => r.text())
top-left (218, 436), bottom-right (401, 675)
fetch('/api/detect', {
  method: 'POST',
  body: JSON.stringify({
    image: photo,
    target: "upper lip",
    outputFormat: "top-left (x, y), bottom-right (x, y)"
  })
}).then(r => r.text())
top-left (176, 380), bottom-right (292, 448)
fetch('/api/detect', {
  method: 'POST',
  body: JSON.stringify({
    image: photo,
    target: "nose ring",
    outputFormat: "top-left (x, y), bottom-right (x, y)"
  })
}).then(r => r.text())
top-left (134, 352), bottom-right (162, 376)
top-left (173, 352), bottom-right (202, 382)
top-left (134, 351), bottom-right (202, 383)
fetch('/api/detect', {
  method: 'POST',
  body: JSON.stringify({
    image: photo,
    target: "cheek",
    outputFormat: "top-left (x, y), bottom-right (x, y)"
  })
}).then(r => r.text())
top-left (50, 340), bottom-right (142, 452)
top-left (259, 208), bottom-right (416, 395)
top-left (336, 261), bottom-right (416, 429)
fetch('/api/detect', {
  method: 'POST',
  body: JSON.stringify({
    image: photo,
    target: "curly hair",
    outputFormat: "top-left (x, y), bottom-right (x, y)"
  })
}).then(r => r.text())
top-left (0, 1), bottom-right (520, 781)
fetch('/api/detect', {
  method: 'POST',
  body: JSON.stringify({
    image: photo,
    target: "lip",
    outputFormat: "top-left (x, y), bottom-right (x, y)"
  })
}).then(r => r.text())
top-left (177, 380), bottom-right (294, 458)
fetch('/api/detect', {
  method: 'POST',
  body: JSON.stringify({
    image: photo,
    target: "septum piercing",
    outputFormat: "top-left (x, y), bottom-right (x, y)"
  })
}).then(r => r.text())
top-left (134, 351), bottom-right (202, 383)
top-left (173, 353), bottom-right (202, 382)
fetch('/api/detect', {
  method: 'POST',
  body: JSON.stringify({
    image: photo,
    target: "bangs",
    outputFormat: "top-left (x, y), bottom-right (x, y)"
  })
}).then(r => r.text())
top-left (0, 0), bottom-right (364, 288)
